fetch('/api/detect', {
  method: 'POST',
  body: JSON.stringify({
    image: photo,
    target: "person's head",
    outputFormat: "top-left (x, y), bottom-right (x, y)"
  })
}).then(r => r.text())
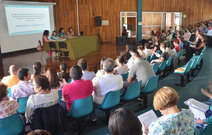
top-left (27, 129), bottom-right (52, 135)
top-left (58, 28), bottom-right (64, 33)
top-left (68, 27), bottom-right (73, 33)
top-left (169, 26), bottom-right (172, 30)
top-left (0, 83), bottom-right (8, 102)
top-left (9, 65), bottom-right (18, 75)
top-left (100, 57), bottom-right (107, 70)
top-left (153, 86), bottom-right (179, 114)
top-left (144, 43), bottom-right (150, 49)
top-left (204, 24), bottom-right (207, 28)
top-left (103, 58), bottom-right (115, 73)
top-left (195, 30), bottom-right (200, 35)
top-left (43, 30), bottom-right (49, 37)
top-left (173, 39), bottom-right (180, 46)
top-left (132, 53), bottom-right (141, 61)
top-left (60, 62), bottom-right (68, 72)
top-left (179, 26), bottom-right (183, 30)
top-left (33, 75), bottom-right (50, 93)
top-left (18, 68), bottom-right (31, 81)
top-left (33, 62), bottom-right (42, 76)
top-left (70, 65), bottom-right (82, 80)
top-left (108, 107), bottom-right (142, 135)
top-left (123, 26), bottom-right (126, 30)
top-left (208, 25), bottom-right (211, 30)
top-left (160, 42), bottom-right (166, 52)
top-left (129, 48), bottom-right (137, 56)
top-left (78, 58), bottom-right (88, 71)
top-left (115, 55), bottom-right (126, 66)
top-left (162, 30), bottom-right (165, 34)
top-left (167, 30), bottom-right (171, 35)
top-left (45, 68), bottom-right (60, 89)
top-left (150, 30), bottom-right (154, 35)
top-left (52, 31), bottom-right (57, 36)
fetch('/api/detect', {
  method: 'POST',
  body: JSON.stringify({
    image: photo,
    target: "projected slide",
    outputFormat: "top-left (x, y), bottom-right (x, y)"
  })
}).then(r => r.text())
top-left (5, 5), bottom-right (51, 36)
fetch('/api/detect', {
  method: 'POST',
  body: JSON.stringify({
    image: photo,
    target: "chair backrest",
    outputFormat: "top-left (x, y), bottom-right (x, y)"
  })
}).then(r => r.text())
top-left (67, 78), bottom-right (72, 83)
top-left (17, 97), bottom-right (29, 114)
top-left (101, 90), bottom-right (121, 110)
top-left (7, 88), bottom-right (11, 98)
top-left (49, 42), bottom-right (56, 50)
top-left (152, 62), bottom-right (159, 74)
top-left (146, 56), bottom-right (151, 62)
top-left (0, 113), bottom-right (24, 135)
top-left (68, 95), bottom-right (93, 119)
top-left (196, 54), bottom-right (203, 65)
top-left (166, 56), bottom-right (173, 67)
top-left (177, 50), bottom-right (182, 58)
top-left (184, 59), bottom-right (193, 74)
top-left (150, 54), bottom-right (157, 61)
top-left (190, 57), bottom-right (198, 70)
top-left (58, 90), bottom-right (62, 100)
top-left (122, 81), bottom-right (141, 101)
top-left (120, 72), bottom-right (129, 81)
top-left (201, 46), bottom-right (206, 53)
top-left (158, 60), bottom-right (166, 72)
top-left (141, 75), bottom-right (159, 94)
top-left (59, 42), bottom-right (67, 50)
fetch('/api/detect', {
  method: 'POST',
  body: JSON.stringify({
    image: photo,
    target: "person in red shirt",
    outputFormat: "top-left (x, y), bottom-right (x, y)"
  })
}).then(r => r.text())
top-left (62, 65), bottom-right (93, 111)
top-left (173, 39), bottom-right (181, 53)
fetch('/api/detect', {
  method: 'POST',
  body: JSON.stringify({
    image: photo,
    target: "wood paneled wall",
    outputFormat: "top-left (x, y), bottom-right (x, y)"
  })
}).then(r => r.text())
top-left (22, 0), bottom-right (212, 43)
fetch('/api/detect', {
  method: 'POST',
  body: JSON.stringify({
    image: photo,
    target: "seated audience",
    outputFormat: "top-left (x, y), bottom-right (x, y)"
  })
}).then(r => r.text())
top-left (25, 75), bottom-right (59, 121)
top-left (137, 45), bottom-right (147, 59)
top-left (67, 27), bottom-right (74, 37)
top-left (179, 26), bottom-right (185, 35)
top-left (1, 65), bottom-right (19, 88)
top-left (0, 83), bottom-right (19, 119)
top-left (92, 58), bottom-right (123, 105)
top-left (166, 30), bottom-right (172, 41)
top-left (57, 62), bottom-right (70, 83)
top-left (151, 42), bottom-right (169, 64)
top-left (78, 58), bottom-right (96, 80)
top-left (122, 53), bottom-right (155, 95)
top-left (114, 55), bottom-right (128, 75)
top-left (46, 68), bottom-right (66, 90)
top-left (165, 42), bottom-right (174, 57)
top-left (27, 130), bottom-right (52, 135)
top-left (127, 48), bottom-right (137, 69)
top-left (96, 57), bottom-right (107, 77)
top-left (204, 25), bottom-right (212, 36)
top-left (50, 30), bottom-right (60, 40)
top-left (62, 65), bottom-right (93, 111)
top-left (141, 86), bottom-right (194, 135)
top-left (11, 68), bottom-right (35, 100)
top-left (183, 29), bottom-right (191, 41)
top-left (58, 28), bottom-right (67, 39)
top-left (173, 39), bottom-right (181, 53)
top-left (143, 43), bottom-right (153, 58)
top-left (108, 107), bottom-right (142, 135)
top-left (31, 62), bottom-right (42, 80)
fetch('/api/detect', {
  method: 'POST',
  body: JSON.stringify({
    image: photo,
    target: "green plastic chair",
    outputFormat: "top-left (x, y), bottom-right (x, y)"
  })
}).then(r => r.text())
top-left (0, 113), bottom-right (24, 135)
top-left (120, 72), bottom-right (129, 81)
top-left (141, 75), bottom-right (159, 108)
top-left (17, 97), bottom-right (29, 114)
top-left (121, 81), bottom-right (142, 101)
top-left (99, 90), bottom-right (121, 122)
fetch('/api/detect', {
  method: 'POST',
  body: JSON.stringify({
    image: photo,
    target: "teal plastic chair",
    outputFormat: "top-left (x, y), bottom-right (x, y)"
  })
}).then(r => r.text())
top-left (141, 75), bottom-right (159, 108)
top-left (0, 113), bottom-right (24, 135)
top-left (200, 125), bottom-right (212, 135)
top-left (67, 78), bottom-right (72, 83)
top-left (7, 88), bottom-right (11, 98)
top-left (166, 56), bottom-right (173, 68)
top-left (120, 72), bottom-right (128, 81)
top-left (158, 60), bottom-right (166, 72)
top-left (177, 50), bottom-right (182, 58)
top-left (152, 62), bottom-right (159, 74)
top-left (68, 95), bottom-right (93, 119)
top-left (17, 97), bottom-right (29, 114)
top-left (201, 46), bottom-right (206, 54)
top-left (67, 96), bottom-right (93, 134)
top-left (174, 59), bottom-right (193, 86)
top-left (146, 56), bottom-right (151, 62)
top-left (99, 90), bottom-right (121, 122)
top-left (190, 57), bottom-right (198, 76)
top-left (58, 90), bottom-right (62, 100)
top-left (150, 54), bottom-right (157, 61)
top-left (121, 81), bottom-right (142, 101)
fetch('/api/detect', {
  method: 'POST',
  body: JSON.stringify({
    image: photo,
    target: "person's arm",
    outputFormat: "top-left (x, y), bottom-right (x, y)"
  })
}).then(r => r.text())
top-left (127, 77), bottom-right (134, 83)
top-left (127, 67), bottom-right (136, 83)
top-left (141, 122), bottom-right (149, 135)
top-left (151, 57), bottom-right (164, 64)
top-left (194, 43), bottom-right (205, 50)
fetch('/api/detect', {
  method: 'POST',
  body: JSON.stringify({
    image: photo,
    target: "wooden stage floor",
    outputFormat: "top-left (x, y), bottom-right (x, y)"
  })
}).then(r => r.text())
top-left (0, 44), bottom-right (127, 79)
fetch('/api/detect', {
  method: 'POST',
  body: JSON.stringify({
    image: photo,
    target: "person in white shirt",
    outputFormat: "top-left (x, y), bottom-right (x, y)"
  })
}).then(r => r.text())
top-left (78, 58), bottom-right (96, 80)
top-left (137, 45), bottom-right (147, 59)
top-left (96, 57), bottom-right (107, 78)
top-left (143, 43), bottom-right (153, 58)
top-left (25, 75), bottom-right (59, 121)
top-left (127, 48), bottom-right (137, 69)
top-left (166, 30), bottom-right (172, 42)
top-left (183, 29), bottom-right (191, 41)
top-left (92, 58), bottom-right (123, 104)
top-left (114, 55), bottom-right (128, 75)
top-left (204, 25), bottom-right (212, 36)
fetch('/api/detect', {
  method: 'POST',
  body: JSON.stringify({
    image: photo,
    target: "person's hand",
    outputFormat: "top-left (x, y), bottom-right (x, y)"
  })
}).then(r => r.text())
top-left (195, 119), bottom-right (204, 125)
top-left (141, 122), bottom-right (148, 134)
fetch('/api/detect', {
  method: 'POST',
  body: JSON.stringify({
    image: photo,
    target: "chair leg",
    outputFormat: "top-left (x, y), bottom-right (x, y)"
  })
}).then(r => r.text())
top-left (143, 93), bottom-right (148, 108)
top-left (187, 73), bottom-right (190, 82)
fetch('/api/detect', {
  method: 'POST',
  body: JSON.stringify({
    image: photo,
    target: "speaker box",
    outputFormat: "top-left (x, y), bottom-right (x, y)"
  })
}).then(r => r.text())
top-left (95, 16), bottom-right (102, 26)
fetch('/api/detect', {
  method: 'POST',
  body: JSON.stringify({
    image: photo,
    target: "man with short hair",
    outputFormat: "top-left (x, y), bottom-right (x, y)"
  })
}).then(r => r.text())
top-left (127, 48), bottom-right (137, 69)
top-left (11, 68), bottom-right (35, 100)
top-left (77, 58), bottom-right (96, 80)
top-left (92, 58), bottom-right (123, 105)
top-left (1, 65), bottom-right (19, 88)
top-left (62, 65), bottom-right (93, 112)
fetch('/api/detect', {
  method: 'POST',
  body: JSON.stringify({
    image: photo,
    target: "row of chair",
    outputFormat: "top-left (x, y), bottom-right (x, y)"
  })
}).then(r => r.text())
top-left (174, 47), bottom-right (206, 86)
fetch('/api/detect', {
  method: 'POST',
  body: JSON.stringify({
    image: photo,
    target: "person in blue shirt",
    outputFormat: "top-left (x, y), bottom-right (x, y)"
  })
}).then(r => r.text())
top-left (50, 31), bottom-right (61, 40)
top-left (58, 28), bottom-right (67, 39)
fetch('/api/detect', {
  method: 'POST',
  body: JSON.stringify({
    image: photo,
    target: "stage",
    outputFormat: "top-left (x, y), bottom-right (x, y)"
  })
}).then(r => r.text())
top-left (0, 44), bottom-right (127, 79)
